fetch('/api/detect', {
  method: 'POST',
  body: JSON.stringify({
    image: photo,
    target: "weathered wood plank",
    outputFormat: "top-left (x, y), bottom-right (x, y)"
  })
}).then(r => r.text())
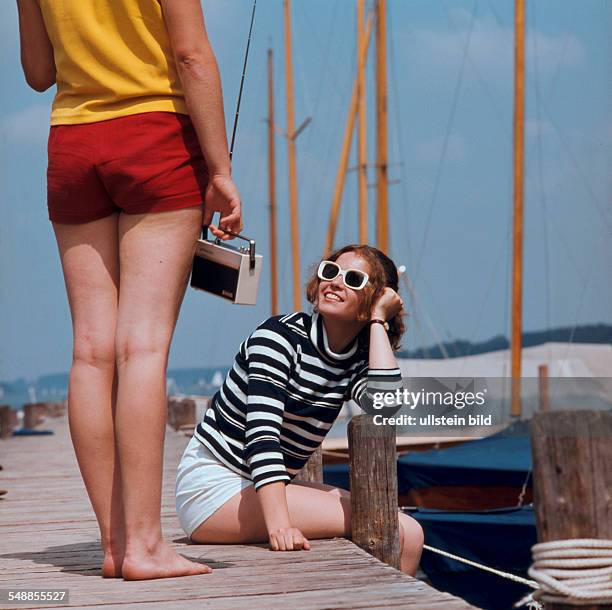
top-left (0, 417), bottom-right (479, 609)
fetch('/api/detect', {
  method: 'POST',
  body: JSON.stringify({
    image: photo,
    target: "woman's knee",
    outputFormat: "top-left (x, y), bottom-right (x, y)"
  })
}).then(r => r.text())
top-left (73, 332), bottom-right (116, 370)
top-left (399, 513), bottom-right (424, 553)
top-left (115, 330), bottom-right (171, 368)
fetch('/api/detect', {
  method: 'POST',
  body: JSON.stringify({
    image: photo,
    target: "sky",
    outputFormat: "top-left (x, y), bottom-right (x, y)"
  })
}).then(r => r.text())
top-left (1, 0), bottom-right (610, 382)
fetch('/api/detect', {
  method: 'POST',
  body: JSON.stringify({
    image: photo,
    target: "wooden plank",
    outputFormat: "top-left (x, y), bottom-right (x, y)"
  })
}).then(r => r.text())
top-left (0, 417), bottom-right (479, 609)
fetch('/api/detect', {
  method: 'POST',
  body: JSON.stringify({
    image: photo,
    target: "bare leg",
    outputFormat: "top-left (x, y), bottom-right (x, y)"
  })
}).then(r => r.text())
top-left (114, 207), bottom-right (211, 580)
top-left (52, 214), bottom-right (125, 577)
top-left (191, 479), bottom-right (424, 576)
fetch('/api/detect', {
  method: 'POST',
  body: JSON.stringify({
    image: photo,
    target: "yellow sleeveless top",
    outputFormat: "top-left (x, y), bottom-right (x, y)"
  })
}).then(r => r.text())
top-left (38, 0), bottom-right (188, 125)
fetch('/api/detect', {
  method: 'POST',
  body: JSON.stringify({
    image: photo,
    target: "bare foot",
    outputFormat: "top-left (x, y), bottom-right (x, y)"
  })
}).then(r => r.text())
top-left (102, 551), bottom-right (124, 578)
top-left (122, 540), bottom-right (212, 580)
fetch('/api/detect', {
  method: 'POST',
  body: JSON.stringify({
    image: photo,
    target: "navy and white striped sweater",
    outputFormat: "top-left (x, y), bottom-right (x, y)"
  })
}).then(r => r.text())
top-left (194, 311), bottom-right (403, 490)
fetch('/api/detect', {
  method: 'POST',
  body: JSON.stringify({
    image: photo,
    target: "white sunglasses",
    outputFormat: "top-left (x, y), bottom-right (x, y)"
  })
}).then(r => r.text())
top-left (317, 260), bottom-right (370, 290)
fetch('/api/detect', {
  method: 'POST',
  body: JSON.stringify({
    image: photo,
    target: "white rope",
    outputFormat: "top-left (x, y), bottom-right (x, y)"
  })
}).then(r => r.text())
top-left (423, 544), bottom-right (539, 588)
top-left (528, 539), bottom-right (612, 606)
top-left (422, 539), bottom-right (612, 609)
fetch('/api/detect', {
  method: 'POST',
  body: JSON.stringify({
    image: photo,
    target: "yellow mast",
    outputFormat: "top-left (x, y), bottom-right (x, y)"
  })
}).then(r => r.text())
top-left (267, 48), bottom-right (278, 316)
top-left (357, 0), bottom-right (368, 244)
top-left (283, 0), bottom-right (301, 310)
top-left (324, 13), bottom-right (373, 256)
top-left (511, 0), bottom-right (525, 417)
top-left (375, 0), bottom-right (389, 253)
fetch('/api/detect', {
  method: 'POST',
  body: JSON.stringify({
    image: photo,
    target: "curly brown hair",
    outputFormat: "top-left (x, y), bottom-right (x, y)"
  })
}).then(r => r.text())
top-left (304, 244), bottom-right (406, 353)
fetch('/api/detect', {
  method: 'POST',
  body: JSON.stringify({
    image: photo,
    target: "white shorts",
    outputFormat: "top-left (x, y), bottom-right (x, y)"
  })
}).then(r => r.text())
top-left (175, 436), bottom-right (253, 539)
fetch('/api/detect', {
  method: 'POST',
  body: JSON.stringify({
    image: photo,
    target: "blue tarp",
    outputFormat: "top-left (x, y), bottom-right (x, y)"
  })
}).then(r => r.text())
top-left (398, 427), bottom-right (532, 490)
top-left (323, 421), bottom-right (532, 493)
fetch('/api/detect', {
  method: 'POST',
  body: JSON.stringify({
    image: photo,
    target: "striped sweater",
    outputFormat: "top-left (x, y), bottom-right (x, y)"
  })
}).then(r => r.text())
top-left (194, 311), bottom-right (403, 490)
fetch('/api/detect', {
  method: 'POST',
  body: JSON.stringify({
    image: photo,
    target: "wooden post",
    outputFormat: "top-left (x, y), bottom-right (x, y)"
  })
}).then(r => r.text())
top-left (167, 398), bottom-right (196, 432)
top-left (348, 415), bottom-right (400, 569)
top-left (267, 48), bottom-right (279, 316)
top-left (375, 0), bottom-right (389, 254)
top-left (538, 364), bottom-right (549, 412)
top-left (530, 411), bottom-right (612, 610)
top-left (283, 0), bottom-right (302, 311)
top-left (0, 405), bottom-right (17, 439)
top-left (23, 403), bottom-right (48, 429)
top-left (47, 401), bottom-right (67, 418)
top-left (510, 0), bottom-right (525, 417)
top-left (294, 446), bottom-right (323, 483)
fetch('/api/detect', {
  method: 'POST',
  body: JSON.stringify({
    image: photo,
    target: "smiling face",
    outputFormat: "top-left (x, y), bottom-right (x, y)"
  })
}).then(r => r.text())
top-left (316, 252), bottom-right (372, 322)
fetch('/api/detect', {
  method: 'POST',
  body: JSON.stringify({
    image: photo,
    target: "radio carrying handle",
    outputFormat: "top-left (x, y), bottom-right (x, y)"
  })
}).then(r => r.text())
top-left (202, 217), bottom-right (257, 271)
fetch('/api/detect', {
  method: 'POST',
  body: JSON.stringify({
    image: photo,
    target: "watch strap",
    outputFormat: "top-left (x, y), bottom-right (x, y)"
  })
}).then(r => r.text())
top-left (369, 318), bottom-right (389, 331)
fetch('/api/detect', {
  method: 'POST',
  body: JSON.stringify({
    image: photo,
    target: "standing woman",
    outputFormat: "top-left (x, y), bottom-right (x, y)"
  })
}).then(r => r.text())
top-left (16, 0), bottom-right (241, 580)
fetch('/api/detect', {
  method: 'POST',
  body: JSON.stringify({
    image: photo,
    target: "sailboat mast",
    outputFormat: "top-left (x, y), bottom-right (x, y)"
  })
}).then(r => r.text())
top-left (283, 0), bottom-right (301, 310)
top-left (267, 48), bottom-right (278, 316)
top-left (511, 0), bottom-right (525, 417)
top-left (324, 13), bottom-right (373, 256)
top-left (357, 0), bottom-right (368, 244)
top-left (375, 0), bottom-right (389, 253)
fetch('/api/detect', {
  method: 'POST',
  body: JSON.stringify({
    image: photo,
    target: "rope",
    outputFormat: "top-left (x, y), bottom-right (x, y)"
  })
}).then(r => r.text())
top-left (422, 543), bottom-right (539, 588)
top-left (422, 539), bottom-right (612, 608)
top-left (528, 539), bottom-right (612, 606)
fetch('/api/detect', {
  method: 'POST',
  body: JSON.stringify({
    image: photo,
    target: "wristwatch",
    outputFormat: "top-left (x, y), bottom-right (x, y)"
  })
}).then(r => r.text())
top-left (369, 318), bottom-right (389, 331)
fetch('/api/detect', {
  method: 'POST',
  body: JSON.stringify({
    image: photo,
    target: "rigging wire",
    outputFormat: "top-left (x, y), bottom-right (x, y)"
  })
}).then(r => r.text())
top-left (387, 1), bottom-right (413, 272)
top-left (530, 1), bottom-right (552, 362)
top-left (486, 0), bottom-right (610, 233)
top-left (457, 221), bottom-right (512, 378)
top-left (412, 0), bottom-right (478, 288)
top-left (299, 0), bottom-right (353, 257)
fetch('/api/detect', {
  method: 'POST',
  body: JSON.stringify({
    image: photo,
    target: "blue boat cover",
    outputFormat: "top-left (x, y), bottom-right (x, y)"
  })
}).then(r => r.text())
top-left (12, 429), bottom-right (54, 436)
top-left (323, 421), bottom-right (532, 493)
top-left (398, 422), bottom-right (532, 490)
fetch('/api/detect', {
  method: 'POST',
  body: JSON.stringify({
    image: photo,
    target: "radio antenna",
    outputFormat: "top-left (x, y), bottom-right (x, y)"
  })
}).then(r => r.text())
top-left (229, 0), bottom-right (257, 161)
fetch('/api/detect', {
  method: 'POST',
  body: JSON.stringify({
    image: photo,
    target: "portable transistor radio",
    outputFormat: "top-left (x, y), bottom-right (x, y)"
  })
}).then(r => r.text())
top-left (190, 224), bottom-right (263, 305)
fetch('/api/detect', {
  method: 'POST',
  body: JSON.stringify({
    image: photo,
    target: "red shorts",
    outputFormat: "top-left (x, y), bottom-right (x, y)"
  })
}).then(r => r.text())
top-left (47, 111), bottom-right (208, 224)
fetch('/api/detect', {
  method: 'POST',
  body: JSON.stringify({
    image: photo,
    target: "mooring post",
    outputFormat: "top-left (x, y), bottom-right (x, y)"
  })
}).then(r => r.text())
top-left (167, 397), bottom-right (196, 431)
top-left (530, 411), bottom-right (612, 610)
top-left (23, 403), bottom-right (48, 429)
top-left (348, 414), bottom-right (400, 569)
top-left (538, 364), bottom-right (549, 412)
top-left (0, 405), bottom-right (17, 439)
top-left (295, 445), bottom-right (323, 482)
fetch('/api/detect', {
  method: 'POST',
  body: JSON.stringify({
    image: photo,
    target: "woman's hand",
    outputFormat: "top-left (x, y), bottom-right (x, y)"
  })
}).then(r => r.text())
top-left (269, 527), bottom-right (311, 551)
top-left (203, 174), bottom-right (243, 240)
top-left (371, 287), bottom-right (404, 321)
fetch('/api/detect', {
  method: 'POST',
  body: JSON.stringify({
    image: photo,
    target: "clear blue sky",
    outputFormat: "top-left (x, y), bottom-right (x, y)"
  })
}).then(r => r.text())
top-left (1, 0), bottom-right (610, 381)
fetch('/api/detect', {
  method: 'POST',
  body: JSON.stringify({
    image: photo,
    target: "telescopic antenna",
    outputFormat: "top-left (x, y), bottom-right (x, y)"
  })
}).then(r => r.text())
top-left (229, 0), bottom-right (257, 161)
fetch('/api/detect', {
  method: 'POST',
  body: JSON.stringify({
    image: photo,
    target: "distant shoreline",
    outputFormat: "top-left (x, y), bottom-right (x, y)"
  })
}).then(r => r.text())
top-left (2, 324), bottom-right (610, 410)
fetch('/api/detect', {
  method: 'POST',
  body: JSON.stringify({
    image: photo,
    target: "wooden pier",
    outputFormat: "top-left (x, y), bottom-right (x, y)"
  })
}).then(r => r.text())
top-left (0, 415), bottom-right (479, 610)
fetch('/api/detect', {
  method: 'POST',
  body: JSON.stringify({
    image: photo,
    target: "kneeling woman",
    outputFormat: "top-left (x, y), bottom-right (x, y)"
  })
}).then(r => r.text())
top-left (175, 244), bottom-right (424, 574)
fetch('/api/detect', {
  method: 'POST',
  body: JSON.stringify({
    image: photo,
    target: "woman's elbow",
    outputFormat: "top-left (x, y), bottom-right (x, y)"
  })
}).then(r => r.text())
top-left (22, 66), bottom-right (56, 92)
top-left (174, 48), bottom-right (214, 79)
top-left (27, 76), bottom-right (55, 92)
